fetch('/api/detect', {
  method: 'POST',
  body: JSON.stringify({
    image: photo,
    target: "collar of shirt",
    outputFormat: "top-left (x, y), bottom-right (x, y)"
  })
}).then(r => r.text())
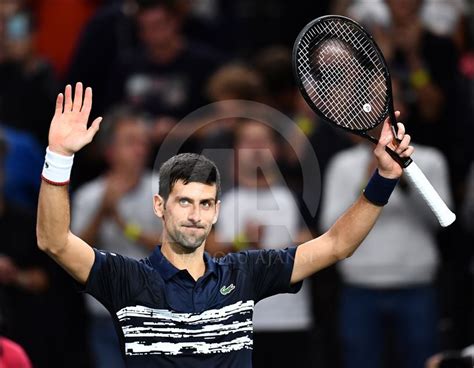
top-left (148, 245), bottom-right (217, 282)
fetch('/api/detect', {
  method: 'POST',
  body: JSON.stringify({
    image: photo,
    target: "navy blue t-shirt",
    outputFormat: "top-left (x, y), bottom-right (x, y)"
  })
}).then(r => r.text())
top-left (83, 246), bottom-right (302, 367)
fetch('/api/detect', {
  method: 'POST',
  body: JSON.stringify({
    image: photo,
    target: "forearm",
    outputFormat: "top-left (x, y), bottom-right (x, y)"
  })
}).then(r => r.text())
top-left (36, 181), bottom-right (72, 254)
top-left (291, 195), bottom-right (383, 283)
top-left (328, 195), bottom-right (382, 259)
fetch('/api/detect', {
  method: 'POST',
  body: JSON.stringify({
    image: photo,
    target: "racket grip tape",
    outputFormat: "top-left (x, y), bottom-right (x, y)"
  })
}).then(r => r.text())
top-left (403, 162), bottom-right (456, 227)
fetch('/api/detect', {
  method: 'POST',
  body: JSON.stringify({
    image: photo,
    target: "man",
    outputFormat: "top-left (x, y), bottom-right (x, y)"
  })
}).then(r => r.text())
top-left (321, 137), bottom-right (451, 368)
top-left (37, 82), bottom-right (414, 367)
top-left (70, 106), bottom-right (161, 368)
top-left (320, 77), bottom-right (452, 368)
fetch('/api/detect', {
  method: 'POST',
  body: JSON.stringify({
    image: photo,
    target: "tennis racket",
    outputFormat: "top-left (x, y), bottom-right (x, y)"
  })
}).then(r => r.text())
top-left (293, 15), bottom-right (456, 227)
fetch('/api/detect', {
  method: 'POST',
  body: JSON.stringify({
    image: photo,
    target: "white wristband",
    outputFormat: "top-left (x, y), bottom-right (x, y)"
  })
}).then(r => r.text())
top-left (41, 147), bottom-right (74, 185)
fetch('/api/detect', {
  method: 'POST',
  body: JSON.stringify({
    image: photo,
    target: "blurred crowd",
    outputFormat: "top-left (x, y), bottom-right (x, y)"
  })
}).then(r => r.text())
top-left (0, 0), bottom-right (472, 367)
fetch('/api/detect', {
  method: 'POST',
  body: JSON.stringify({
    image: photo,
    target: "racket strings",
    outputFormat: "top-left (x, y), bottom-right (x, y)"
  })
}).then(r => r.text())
top-left (315, 41), bottom-right (383, 129)
top-left (296, 18), bottom-right (388, 130)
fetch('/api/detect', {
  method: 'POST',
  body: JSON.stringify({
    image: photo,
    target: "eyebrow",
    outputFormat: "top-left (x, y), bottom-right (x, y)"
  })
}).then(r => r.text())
top-left (177, 196), bottom-right (216, 204)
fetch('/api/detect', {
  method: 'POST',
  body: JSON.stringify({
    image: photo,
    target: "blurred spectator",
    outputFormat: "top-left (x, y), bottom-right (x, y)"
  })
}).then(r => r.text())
top-left (321, 132), bottom-right (452, 368)
top-left (172, 0), bottom-right (233, 54)
top-left (1, 125), bottom-right (42, 209)
top-left (0, 129), bottom-right (78, 367)
top-left (71, 106), bottom-right (162, 368)
top-left (106, 0), bottom-right (222, 123)
top-left (334, 0), bottom-right (468, 40)
top-left (211, 119), bottom-right (314, 368)
top-left (66, 0), bottom-right (140, 117)
top-left (0, 9), bottom-right (58, 145)
top-left (190, 62), bottom-right (267, 191)
top-left (254, 46), bottom-right (351, 183)
top-left (203, 62), bottom-right (267, 141)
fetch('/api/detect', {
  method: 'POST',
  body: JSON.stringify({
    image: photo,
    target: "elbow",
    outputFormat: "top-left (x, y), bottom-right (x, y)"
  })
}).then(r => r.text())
top-left (36, 227), bottom-right (68, 256)
top-left (36, 226), bottom-right (49, 252)
top-left (327, 228), bottom-right (357, 261)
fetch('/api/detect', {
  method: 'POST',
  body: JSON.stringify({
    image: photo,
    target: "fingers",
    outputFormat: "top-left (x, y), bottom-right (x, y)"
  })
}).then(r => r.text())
top-left (396, 122), bottom-right (405, 140)
top-left (81, 87), bottom-right (93, 115)
top-left (376, 118), bottom-right (394, 152)
top-left (72, 82), bottom-right (83, 113)
top-left (394, 122), bottom-right (413, 158)
top-left (375, 111), bottom-right (414, 158)
top-left (86, 117), bottom-right (103, 142)
top-left (62, 82), bottom-right (89, 113)
top-left (400, 146), bottom-right (414, 157)
top-left (64, 84), bottom-right (73, 111)
top-left (380, 111), bottom-right (401, 144)
top-left (54, 93), bottom-right (64, 117)
top-left (395, 133), bottom-right (410, 154)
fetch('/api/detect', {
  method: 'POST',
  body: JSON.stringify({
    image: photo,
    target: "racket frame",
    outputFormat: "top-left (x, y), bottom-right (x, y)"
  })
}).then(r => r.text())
top-left (292, 15), bottom-right (412, 168)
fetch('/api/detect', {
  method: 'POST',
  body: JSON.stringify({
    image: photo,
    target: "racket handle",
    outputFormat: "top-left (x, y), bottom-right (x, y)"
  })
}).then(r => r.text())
top-left (403, 162), bottom-right (456, 227)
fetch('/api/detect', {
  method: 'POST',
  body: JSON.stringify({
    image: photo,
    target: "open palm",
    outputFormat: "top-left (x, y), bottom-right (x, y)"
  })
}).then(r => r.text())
top-left (48, 83), bottom-right (102, 156)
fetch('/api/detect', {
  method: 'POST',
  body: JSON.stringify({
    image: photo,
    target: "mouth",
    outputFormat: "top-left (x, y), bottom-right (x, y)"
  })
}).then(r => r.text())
top-left (181, 225), bottom-right (204, 230)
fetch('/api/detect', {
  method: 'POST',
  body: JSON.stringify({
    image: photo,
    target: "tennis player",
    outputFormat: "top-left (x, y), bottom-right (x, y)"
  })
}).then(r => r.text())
top-left (37, 83), bottom-right (413, 367)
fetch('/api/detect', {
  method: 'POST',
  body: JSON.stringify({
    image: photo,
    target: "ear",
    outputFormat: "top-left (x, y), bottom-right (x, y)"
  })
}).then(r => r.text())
top-left (212, 200), bottom-right (221, 225)
top-left (153, 194), bottom-right (165, 219)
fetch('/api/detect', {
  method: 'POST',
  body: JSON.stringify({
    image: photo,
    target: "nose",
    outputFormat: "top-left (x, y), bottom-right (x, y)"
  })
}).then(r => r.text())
top-left (187, 205), bottom-right (201, 224)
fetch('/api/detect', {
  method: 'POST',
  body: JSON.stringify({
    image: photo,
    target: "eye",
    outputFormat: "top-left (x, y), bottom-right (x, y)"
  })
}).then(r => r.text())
top-left (179, 198), bottom-right (190, 206)
top-left (201, 201), bottom-right (212, 209)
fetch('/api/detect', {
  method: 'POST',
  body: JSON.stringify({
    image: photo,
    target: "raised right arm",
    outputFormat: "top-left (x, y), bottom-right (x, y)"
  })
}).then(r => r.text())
top-left (36, 83), bottom-right (102, 284)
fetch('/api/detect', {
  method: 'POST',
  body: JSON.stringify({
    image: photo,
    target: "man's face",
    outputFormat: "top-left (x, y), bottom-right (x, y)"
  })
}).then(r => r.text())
top-left (154, 180), bottom-right (219, 252)
top-left (386, 0), bottom-right (423, 24)
top-left (235, 121), bottom-right (277, 176)
top-left (107, 119), bottom-right (150, 173)
top-left (137, 6), bottom-right (179, 50)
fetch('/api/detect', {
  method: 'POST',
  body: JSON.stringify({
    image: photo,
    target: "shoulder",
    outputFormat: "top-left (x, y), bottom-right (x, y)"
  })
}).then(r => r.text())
top-left (92, 249), bottom-right (154, 278)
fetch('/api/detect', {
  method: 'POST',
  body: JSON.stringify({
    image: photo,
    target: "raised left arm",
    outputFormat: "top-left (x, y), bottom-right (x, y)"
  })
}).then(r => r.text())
top-left (291, 113), bottom-right (413, 283)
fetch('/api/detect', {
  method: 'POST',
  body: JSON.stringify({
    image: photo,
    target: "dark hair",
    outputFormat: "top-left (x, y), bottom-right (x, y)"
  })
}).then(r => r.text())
top-left (158, 153), bottom-right (221, 201)
top-left (255, 46), bottom-right (294, 94)
top-left (135, 0), bottom-right (177, 12)
top-left (206, 63), bottom-right (266, 102)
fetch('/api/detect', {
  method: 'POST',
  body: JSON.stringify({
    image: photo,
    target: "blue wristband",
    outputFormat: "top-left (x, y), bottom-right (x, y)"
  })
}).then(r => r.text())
top-left (363, 169), bottom-right (399, 206)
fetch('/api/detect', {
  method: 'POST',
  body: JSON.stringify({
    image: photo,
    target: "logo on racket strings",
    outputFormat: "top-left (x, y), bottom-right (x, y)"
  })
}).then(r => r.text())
top-left (363, 103), bottom-right (372, 113)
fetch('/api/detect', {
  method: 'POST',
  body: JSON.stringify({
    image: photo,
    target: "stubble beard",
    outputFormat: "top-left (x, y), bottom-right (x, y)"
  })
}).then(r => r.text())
top-left (168, 224), bottom-right (208, 253)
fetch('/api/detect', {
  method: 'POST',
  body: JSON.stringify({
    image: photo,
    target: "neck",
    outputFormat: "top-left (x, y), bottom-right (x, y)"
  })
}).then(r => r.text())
top-left (161, 240), bottom-right (206, 281)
